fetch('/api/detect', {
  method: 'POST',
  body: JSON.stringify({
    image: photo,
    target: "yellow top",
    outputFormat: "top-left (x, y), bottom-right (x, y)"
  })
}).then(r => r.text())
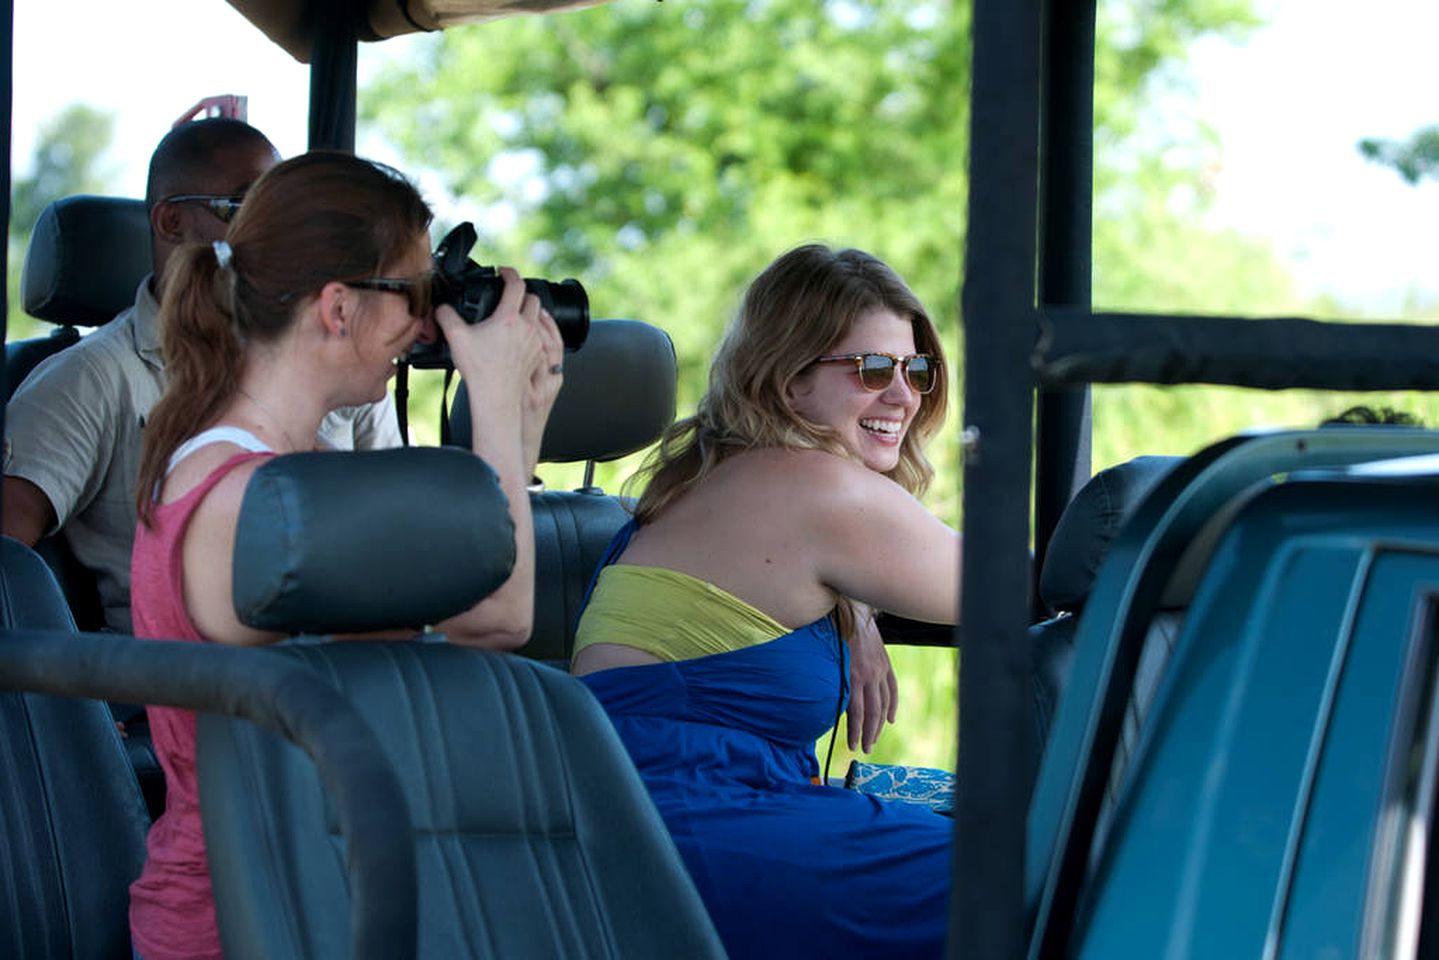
top-left (572, 564), bottom-right (788, 662)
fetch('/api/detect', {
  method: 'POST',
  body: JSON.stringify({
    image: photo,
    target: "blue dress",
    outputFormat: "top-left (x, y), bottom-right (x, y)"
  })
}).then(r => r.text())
top-left (578, 521), bottom-right (952, 958)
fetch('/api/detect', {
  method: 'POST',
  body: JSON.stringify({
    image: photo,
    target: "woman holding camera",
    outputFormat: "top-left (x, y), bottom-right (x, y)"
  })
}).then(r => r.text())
top-left (128, 151), bottom-right (562, 960)
top-left (571, 244), bottom-right (960, 959)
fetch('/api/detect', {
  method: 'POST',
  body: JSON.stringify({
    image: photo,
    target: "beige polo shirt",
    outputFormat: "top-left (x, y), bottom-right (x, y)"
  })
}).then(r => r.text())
top-left (4, 276), bottom-right (402, 633)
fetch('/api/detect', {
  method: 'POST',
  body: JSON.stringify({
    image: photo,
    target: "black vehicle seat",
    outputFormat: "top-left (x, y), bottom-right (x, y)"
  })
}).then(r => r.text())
top-left (0, 535), bottom-right (149, 959)
top-left (1028, 456), bottom-right (1181, 786)
top-left (14, 194), bottom-right (149, 631)
top-left (199, 449), bottom-right (724, 959)
top-left (13, 195), bottom-right (149, 402)
top-left (10, 194), bottom-right (163, 817)
top-left (449, 318), bottom-right (678, 664)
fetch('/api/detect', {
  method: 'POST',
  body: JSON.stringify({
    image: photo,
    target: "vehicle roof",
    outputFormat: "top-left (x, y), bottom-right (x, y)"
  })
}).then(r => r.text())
top-left (224, 0), bottom-right (612, 62)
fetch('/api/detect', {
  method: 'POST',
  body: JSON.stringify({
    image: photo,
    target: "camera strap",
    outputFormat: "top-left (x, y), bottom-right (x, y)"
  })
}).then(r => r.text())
top-left (438, 366), bottom-right (456, 447)
top-left (393, 361), bottom-right (411, 446)
top-left (391, 359), bottom-right (460, 448)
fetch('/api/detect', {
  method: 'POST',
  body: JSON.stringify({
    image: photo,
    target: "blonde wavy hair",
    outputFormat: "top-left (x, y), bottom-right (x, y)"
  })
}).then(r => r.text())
top-left (631, 244), bottom-right (949, 639)
top-left (634, 243), bottom-right (948, 522)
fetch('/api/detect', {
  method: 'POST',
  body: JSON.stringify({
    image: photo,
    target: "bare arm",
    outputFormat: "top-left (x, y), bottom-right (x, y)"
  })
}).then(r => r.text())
top-left (811, 457), bottom-right (961, 627)
top-left (2, 476), bottom-right (57, 546)
top-left (431, 270), bottom-right (562, 650)
top-left (177, 454), bottom-right (283, 647)
top-left (177, 453), bottom-right (432, 647)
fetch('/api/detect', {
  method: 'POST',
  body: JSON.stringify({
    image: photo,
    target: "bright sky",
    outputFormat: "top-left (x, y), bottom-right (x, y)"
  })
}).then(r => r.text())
top-left (1187, 0), bottom-right (1439, 316)
top-left (11, 0), bottom-right (1439, 317)
top-left (12, 1), bottom-right (314, 189)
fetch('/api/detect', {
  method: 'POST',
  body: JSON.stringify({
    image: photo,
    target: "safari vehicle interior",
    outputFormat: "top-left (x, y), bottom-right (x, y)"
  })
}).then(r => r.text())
top-left (7, 1), bottom-right (1439, 959)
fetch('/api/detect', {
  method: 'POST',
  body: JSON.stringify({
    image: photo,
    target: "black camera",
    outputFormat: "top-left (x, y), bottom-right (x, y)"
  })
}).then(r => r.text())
top-left (404, 222), bottom-right (589, 369)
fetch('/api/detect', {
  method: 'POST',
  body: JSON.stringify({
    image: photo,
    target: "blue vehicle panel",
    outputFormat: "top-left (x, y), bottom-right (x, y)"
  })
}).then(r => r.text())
top-left (1069, 477), bottom-right (1439, 958)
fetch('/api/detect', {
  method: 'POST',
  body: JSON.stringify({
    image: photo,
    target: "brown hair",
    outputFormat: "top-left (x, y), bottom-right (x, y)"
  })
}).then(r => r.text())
top-left (631, 244), bottom-right (949, 638)
top-left (137, 151), bottom-right (432, 523)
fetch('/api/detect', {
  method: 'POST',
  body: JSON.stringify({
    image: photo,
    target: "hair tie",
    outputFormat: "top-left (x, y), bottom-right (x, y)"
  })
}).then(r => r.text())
top-left (212, 240), bottom-right (234, 271)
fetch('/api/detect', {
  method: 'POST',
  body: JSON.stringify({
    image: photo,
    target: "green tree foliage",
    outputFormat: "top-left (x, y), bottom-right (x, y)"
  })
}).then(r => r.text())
top-left (364, 0), bottom-right (1284, 768)
top-left (1359, 126), bottom-right (1439, 185)
top-left (366, 1), bottom-right (970, 420)
top-left (8, 103), bottom-right (119, 341)
top-left (10, 103), bottom-right (118, 239)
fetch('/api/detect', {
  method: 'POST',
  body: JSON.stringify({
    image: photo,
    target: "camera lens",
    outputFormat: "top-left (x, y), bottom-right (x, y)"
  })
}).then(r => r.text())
top-left (527, 278), bottom-right (589, 351)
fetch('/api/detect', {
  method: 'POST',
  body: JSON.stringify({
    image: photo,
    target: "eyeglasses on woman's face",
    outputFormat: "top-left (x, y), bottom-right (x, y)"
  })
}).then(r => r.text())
top-left (345, 274), bottom-right (434, 319)
top-left (809, 352), bottom-right (938, 394)
top-left (161, 193), bottom-right (246, 224)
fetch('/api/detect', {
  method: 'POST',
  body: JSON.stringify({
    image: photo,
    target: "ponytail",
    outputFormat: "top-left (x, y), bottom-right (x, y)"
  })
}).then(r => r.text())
top-left (136, 242), bottom-right (244, 524)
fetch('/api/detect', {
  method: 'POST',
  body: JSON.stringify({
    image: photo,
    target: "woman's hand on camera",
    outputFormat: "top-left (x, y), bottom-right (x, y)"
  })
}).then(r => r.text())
top-left (436, 267), bottom-right (543, 414)
top-left (431, 269), bottom-right (549, 650)
top-left (521, 308), bottom-right (565, 476)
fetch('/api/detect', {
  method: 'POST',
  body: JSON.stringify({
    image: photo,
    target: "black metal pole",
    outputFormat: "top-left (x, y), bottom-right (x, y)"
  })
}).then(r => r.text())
top-left (1038, 307), bottom-right (1439, 390)
top-left (308, 0), bottom-right (360, 152)
top-left (953, 0), bottom-right (1041, 955)
top-left (2, 0), bottom-right (13, 480)
top-left (1032, 0), bottom-right (1097, 617)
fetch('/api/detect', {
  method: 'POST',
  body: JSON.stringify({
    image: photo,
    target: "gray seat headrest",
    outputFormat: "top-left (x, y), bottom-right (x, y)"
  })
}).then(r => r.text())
top-left (449, 319), bottom-right (678, 463)
top-left (232, 448), bottom-right (516, 634)
top-left (1039, 456), bottom-right (1182, 613)
top-left (21, 195), bottom-right (151, 327)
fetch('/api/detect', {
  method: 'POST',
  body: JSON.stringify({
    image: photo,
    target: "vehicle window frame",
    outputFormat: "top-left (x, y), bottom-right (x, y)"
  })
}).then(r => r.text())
top-left (1360, 588), bottom-right (1439, 958)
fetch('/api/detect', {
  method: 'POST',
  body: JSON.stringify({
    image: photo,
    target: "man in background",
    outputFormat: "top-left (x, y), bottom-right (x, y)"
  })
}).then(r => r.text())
top-left (3, 117), bottom-right (402, 634)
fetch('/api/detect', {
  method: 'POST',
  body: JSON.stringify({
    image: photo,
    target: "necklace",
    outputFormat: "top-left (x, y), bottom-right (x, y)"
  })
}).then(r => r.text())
top-left (236, 387), bottom-right (305, 453)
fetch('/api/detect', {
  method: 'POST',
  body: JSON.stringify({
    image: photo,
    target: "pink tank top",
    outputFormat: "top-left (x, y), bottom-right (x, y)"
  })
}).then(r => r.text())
top-left (128, 447), bottom-right (272, 960)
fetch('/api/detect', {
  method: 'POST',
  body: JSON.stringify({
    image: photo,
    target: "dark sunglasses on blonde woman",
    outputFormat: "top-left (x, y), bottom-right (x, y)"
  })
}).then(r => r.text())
top-left (810, 352), bottom-right (937, 394)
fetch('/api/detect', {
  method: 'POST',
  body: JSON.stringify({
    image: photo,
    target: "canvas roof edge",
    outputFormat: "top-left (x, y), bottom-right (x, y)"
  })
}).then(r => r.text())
top-left (223, 0), bottom-right (611, 62)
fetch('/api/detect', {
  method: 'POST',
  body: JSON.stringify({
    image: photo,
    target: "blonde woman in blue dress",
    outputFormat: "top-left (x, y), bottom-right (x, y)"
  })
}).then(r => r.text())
top-left (572, 243), bottom-right (960, 959)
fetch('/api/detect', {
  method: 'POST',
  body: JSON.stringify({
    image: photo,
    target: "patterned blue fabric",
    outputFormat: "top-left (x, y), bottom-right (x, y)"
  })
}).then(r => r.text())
top-left (579, 520), bottom-right (951, 959)
top-left (846, 762), bottom-right (956, 815)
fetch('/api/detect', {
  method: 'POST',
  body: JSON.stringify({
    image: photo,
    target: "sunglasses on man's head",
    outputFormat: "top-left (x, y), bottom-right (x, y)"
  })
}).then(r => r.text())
top-left (810, 352), bottom-right (938, 394)
top-left (162, 193), bottom-right (245, 224)
top-left (346, 274), bottom-right (434, 319)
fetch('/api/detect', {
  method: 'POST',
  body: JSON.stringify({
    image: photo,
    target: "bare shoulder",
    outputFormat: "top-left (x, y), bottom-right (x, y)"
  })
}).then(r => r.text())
top-left (161, 445), bottom-right (268, 511)
top-left (699, 446), bottom-right (927, 545)
top-left (722, 446), bottom-right (879, 495)
top-left (730, 447), bottom-right (916, 512)
top-left (172, 449), bottom-right (277, 644)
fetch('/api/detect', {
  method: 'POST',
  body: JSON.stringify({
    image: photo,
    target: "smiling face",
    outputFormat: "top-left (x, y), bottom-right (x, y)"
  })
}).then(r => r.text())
top-left (786, 306), bottom-right (924, 474)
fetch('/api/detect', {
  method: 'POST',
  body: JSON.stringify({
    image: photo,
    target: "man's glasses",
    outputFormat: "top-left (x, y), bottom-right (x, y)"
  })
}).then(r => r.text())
top-left (810, 352), bottom-right (938, 394)
top-left (346, 275), bottom-right (433, 319)
top-left (161, 193), bottom-right (245, 224)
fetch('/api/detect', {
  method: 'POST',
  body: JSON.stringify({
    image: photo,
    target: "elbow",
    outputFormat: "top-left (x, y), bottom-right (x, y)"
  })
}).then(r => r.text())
top-left (443, 601), bottom-right (533, 652)
top-left (438, 558), bottom-right (537, 651)
top-left (484, 621), bottom-right (532, 652)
